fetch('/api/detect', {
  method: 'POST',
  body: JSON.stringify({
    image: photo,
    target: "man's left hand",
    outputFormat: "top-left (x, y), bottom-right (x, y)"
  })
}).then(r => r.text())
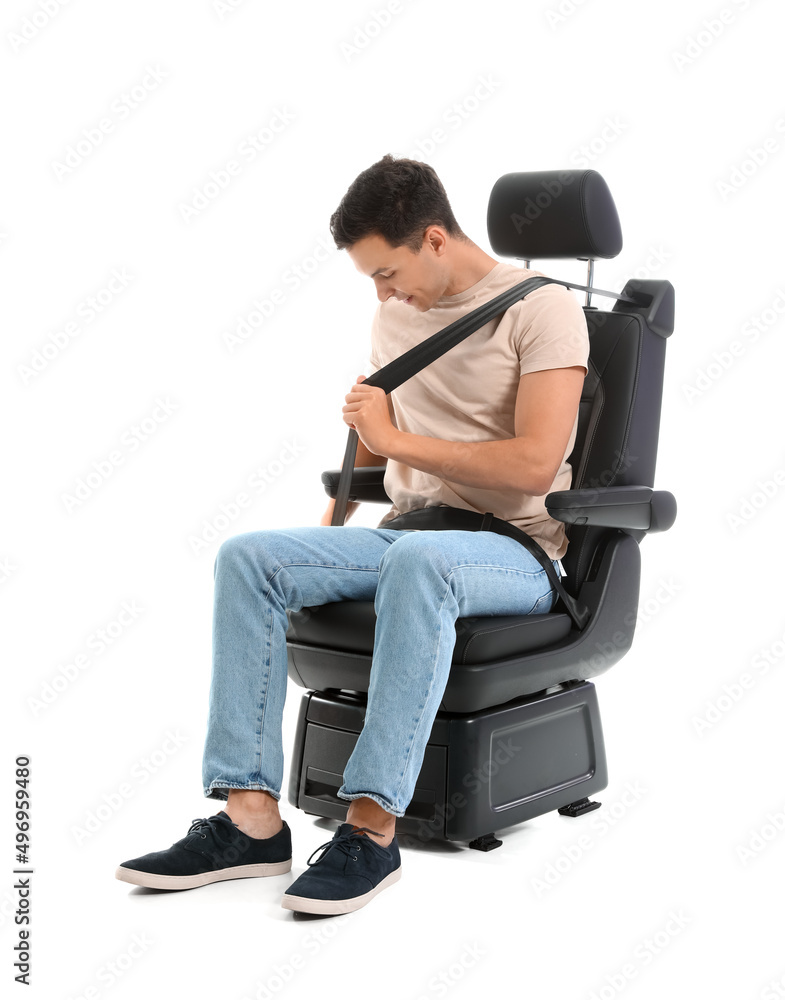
top-left (342, 375), bottom-right (397, 457)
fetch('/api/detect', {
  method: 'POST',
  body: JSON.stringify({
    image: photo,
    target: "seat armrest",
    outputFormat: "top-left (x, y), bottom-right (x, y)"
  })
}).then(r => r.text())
top-left (545, 485), bottom-right (677, 533)
top-left (321, 466), bottom-right (391, 504)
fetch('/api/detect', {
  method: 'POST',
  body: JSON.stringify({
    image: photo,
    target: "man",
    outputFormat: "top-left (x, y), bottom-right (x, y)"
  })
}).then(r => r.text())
top-left (115, 154), bottom-right (589, 915)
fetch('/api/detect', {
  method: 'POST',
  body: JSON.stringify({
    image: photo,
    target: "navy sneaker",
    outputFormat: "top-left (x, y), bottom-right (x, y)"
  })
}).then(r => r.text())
top-left (115, 811), bottom-right (292, 890)
top-left (281, 824), bottom-right (401, 915)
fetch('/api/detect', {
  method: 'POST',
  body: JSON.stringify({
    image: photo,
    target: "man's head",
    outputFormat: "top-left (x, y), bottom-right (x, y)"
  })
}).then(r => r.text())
top-left (330, 154), bottom-right (477, 312)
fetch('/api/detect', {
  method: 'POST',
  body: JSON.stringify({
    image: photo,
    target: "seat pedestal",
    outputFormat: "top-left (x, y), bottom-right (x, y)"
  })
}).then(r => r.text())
top-left (288, 680), bottom-right (608, 848)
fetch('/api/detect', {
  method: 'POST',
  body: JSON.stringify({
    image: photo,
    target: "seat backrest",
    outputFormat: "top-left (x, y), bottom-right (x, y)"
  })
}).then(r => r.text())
top-left (563, 290), bottom-right (672, 589)
top-left (486, 170), bottom-right (674, 591)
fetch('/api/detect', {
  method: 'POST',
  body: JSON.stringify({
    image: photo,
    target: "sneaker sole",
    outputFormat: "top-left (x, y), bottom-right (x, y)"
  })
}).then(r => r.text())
top-left (280, 865), bottom-right (401, 915)
top-left (115, 858), bottom-right (292, 890)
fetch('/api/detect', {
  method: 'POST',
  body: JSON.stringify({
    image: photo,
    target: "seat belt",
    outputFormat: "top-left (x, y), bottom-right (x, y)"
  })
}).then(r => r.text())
top-left (381, 504), bottom-right (589, 629)
top-left (330, 274), bottom-right (642, 630)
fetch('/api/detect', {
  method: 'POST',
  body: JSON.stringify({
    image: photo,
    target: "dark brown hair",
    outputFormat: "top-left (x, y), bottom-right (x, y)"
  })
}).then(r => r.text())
top-left (330, 154), bottom-right (467, 253)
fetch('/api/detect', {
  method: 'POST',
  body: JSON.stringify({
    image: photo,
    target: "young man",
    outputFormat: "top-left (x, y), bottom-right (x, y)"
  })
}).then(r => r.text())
top-left (115, 154), bottom-right (589, 915)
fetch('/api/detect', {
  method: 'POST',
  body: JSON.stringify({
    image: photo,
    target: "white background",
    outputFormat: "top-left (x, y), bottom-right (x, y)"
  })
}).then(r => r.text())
top-left (3, 0), bottom-right (784, 998)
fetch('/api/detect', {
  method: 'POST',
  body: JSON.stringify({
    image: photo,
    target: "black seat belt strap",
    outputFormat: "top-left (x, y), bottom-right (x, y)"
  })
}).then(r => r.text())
top-left (380, 504), bottom-right (590, 631)
top-left (479, 512), bottom-right (590, 630)
top-left (480, 512), bottom-right (494, 531)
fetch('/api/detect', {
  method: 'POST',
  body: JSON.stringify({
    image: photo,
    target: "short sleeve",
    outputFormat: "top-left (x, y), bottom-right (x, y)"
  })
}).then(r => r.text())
top-left (513, 282), bottom-right (589, 379)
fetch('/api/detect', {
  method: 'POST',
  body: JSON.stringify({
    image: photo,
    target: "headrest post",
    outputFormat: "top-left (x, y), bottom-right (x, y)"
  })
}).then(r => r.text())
top-left (523, 259), bottom-right (531, 269)
top-left (585, 259), bottom-right (594, 307)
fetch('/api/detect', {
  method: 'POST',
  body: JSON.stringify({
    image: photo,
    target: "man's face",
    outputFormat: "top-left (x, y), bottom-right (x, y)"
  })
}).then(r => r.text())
top-left (347, 230), bottom-right (445, 312)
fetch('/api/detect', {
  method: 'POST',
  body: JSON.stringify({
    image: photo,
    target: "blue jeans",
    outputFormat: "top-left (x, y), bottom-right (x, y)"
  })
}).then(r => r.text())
top-left (202, 525), bottom-right (561, 818)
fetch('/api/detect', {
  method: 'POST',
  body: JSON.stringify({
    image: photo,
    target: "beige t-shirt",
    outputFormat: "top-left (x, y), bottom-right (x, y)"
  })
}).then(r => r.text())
top-left (366, 261), bottom-right (589, 561)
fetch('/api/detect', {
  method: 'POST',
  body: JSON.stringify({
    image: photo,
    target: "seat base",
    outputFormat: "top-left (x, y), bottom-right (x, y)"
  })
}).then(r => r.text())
top-left (287, 680), bottom-right (608, 847)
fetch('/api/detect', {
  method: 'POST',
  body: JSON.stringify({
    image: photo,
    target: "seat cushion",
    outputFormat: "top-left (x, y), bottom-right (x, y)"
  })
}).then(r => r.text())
top-left (286, 601), bottom-right (572, 663)
top-left (286, 601), bottom-right (575, 712)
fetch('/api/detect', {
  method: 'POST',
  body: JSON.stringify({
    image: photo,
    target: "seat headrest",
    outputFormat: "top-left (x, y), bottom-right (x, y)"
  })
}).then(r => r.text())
top-left (487, 169), bottom-right (622, 260)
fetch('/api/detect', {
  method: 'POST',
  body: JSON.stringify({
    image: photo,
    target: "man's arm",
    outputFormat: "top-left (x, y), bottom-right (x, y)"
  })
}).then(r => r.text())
top-left (382, 365), bottom-right (585, 495)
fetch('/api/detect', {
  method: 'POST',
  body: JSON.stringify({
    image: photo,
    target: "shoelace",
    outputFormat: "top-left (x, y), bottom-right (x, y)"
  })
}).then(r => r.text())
top-left (306, 827), bottom-right (383, 867)
top-left (187, 814), bottom-right (238, 845)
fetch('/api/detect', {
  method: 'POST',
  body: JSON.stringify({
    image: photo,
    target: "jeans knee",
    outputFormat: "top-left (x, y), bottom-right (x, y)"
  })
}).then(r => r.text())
top-left (379, 530), bottom-right (449, 576)
top-left (214, 531), bottom-right (275, 576)
top-left (214, 533), bottom-right (245, 572)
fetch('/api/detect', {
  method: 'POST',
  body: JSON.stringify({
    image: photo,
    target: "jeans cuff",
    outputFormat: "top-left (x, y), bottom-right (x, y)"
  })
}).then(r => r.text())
top-left (204, 782), bottom-right (281, 802)
top-left (336, 788), bottom-right (405, 819)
